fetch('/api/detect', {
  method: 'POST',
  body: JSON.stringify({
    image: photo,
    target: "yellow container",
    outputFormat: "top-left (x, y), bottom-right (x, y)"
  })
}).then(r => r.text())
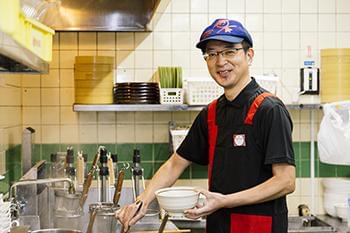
top-left (0, 0), bottom-right (54, 62)
top-left (75, 56), bottom-right (115, 64)
top-left (320, 48), bottom-right (350, 103)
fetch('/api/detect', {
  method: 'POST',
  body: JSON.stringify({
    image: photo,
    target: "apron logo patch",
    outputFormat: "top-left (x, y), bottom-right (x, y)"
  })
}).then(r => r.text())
top-left (233, 134), bottom-right (246, 147)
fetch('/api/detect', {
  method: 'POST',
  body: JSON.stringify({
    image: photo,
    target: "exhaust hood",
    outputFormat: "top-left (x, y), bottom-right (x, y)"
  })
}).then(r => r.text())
top-left (20, 0), bottom-right (162, 31)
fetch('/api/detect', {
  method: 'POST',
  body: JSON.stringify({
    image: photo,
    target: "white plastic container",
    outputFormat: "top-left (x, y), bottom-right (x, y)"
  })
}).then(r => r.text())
top-left (184, 77), bottom-right (223, 105)
top-left (160, 88), bottom-right (184, 104)
top-left (170, 129), bottom-right (189, 152)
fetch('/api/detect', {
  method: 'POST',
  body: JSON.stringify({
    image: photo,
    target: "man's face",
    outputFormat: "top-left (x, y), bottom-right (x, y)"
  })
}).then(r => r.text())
top-left (204, 40), bottom-right (253, 90)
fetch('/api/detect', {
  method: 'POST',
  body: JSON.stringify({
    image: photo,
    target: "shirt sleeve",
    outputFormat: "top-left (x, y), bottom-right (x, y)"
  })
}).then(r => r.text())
top-left (258, 101), bottom-right (295, 166)
top-left (176, 108), bottom-right (209, 165)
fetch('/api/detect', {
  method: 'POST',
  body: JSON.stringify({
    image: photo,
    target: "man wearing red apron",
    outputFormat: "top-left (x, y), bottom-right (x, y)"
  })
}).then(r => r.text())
top-left (116, 18), bottom-right (295, 233)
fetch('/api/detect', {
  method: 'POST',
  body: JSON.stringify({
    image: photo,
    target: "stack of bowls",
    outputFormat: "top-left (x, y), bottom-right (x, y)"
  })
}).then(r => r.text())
top-left (0, 198), bottom-right (11, 233)
top-left (74, 56), bottom-right (115, 104)
top-left (322, 178), bottom-right (350, 217)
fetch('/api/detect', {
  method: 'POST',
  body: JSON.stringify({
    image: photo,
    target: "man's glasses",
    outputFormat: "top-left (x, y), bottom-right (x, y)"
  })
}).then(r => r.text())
top-left (203, 48), bottom-right (244, 62)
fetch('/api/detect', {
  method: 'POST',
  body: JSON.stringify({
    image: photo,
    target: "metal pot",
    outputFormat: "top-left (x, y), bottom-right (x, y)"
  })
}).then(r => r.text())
top-left (54, 210), bottom-right (83, 231)
top-left (54, 189), bottom-right (82, 214)
top-left (87, 202), bottom-right (120, 233)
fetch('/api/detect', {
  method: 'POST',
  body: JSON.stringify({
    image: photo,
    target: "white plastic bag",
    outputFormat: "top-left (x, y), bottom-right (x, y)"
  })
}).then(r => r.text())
top-left (317, 100), bottom-right (350, 165)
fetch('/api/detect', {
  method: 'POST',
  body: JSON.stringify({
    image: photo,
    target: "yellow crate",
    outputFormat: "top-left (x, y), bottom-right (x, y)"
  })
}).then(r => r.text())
top-left (0, 0), bottom-right (55, 62)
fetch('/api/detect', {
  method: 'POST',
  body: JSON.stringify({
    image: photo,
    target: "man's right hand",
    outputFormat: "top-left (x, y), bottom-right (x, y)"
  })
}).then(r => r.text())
top-left (115, 200), bottom-right (148, 232)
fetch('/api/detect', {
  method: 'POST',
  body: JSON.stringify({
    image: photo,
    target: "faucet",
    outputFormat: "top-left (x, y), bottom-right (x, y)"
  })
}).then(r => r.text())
top-left (9, 177), bottom-right (76, 199)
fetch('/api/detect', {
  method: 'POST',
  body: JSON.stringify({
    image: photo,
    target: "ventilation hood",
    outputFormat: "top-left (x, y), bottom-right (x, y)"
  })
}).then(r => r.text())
top-left (20, 0), bottom-right (162, 31)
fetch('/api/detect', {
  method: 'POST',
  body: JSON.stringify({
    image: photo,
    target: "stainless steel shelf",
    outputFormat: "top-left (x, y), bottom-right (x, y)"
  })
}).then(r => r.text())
top-left (73, 103), bottom-right (322, 112)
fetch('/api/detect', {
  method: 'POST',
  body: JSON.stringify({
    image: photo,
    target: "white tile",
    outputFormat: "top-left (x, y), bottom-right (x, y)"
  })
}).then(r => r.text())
top-left (264, 0), bottom-right (282, 13)
top-left (263, 50), bottom-right (282, 68)
top-left (60, 32), bottom-right (78, 50)
top-left (116, 68), bottom-right (135, 83)
top-left (22, 75), bottom-right (40, 87)
top-left (135, 125), bottom-right (153, 143)
top-left (227, 0), bottom-right (245, 13)
top-left (172, 50), bottom-right (190, 68)
top-left (208, 0), bottom-right (227, 13)
top-left (135, 112), bottom-right (153, 124)
top-left (41, 69), bottom-right (59, 87)
top-left (226, 14), bottom-right (245, 24)
top-left (41, 125), bottom-right (60, 143)
top-left (97, 124), bottom-right (116, 143)
top-left (190, 14), bottom-right (208, 32)
top-left (60, 106), bottom-right (78, 125)
top-left (209, 13), bottom-right (228, 23)
top-left (79, 125), bottom-right (97, 143)
top-left (59, 50), bottom-right (78, 69)
top-left (245, 14), bottom-right (263, 32)
top-left (172, 14), bottom-right (190, 32)
top-left (135, 51), bottom-right (153, 69)
top-left (300, 33), bottom-right (319, 52)
top-left (154, 112), bottom-right (172, 123)
top-left (153, 13), bottom-right (172, 32)
top-left (116, 33), bottom-right (134, 50)
top-left (337, 14), bottom-right (350, 31)
top-left (263, 32), bottom-right (282, 50)
top-left (117, 112), bottom-right (135, 124)
top-left (318, 0), bottom-right (336, 13)
top-left (60, 69), bottom-right (74, 88)
top-left (97, 50), bottom-right (115, 57)
top-left (245, 0), bottom-right (263, 13)
top-left (154, 32), bottom-right (172, 50)
top-left (41, 88), bottom-right (59, 106)
top-left (23, 107), bottom-right (41, 125)
top-left (60, 125), bottom-right (78, 143)
top-left (22, 88), bottom-right (40, 106)
top-left (116, 51), bottom-right (135, 69)
top-left (282, 32), bottom-right (300, 50)
top-left (97, 32), bottom-right (116, 50)
top-left (190, 50), bottom-right (208, 69)
top-left (134, 69), bottom-right (154, 82)
top-left (191, 31), bottom-right (202, 51)
top-left (153, 124), bottom-right (169, 143)
top-left (135, 32), bottom-right (153, 50)
top-left (190, 0), bottom-right (208, 13)
top-left (172, 32), bottom-right (191, 50)
top-left (116, 124), bottom-right (135, 143)
top-left (336, 32), bottom-right (350, 47)
top-left (318, 14), bottom-right (335, 32)
top-left (77, 50), bottom-right (96, 56)
top-left (263, 14), bottom-right (282, 31)
top-left (301, 0), bottom-right (318, 13)
top-left (300, 14), bottom-right (318, 32)
top-left (336, 0), bottom-right (350, 13)
top-left (282, 50), bottom-right (300, 69)
top-left (250, 50), bottom-right (263, 69)
top-left (250, 32), bottom-right (263, 50)
top-left (154, 51), bottom-right (172, 67)
top-left (282, 0), bottom-right (299, 13)
top-left (51, 50), bottom-right (59, 69)
top-left (98, 112), bottom-right (116, 124)
top-left (52, 32), bottom-right (59, 50)
top-left (42, 106), bottom-right (59, 124)
top-left (172, 0), bottom-right (190, 13)
top-left (79, 112), bottom-right (97, 124)
top-left (173, 112), bottom-right (191, 123)
top-left (78, 32), bottom-right (97, 50)
top-left (60, 88), bottom-right (74, 106)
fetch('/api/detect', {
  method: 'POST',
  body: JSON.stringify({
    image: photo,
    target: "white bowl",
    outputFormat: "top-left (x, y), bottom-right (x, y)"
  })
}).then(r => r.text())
top-left (335, 203), bottom-right (349, 222)
top-left (155, 187), bottom-right (199, 216)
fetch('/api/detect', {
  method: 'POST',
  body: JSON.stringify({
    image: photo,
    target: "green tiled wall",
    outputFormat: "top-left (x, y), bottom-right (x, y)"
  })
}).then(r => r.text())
top-left (1, 142), bottom-right (349, 192)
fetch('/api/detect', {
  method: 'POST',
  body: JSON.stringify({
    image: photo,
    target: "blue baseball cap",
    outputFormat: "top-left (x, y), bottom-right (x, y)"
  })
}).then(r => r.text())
top-left (196, 19), bottom-right (253, 50)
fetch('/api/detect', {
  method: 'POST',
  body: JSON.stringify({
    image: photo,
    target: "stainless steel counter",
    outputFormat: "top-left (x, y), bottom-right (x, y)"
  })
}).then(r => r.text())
top-left (317, 215), bottom-right (349, 233)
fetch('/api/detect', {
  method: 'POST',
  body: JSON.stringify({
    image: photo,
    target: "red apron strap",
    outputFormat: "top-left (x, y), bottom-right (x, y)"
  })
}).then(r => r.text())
top-left (207, 99), bottom-right (218, 188)
top-left (244, 92), bottom-right (274, 125)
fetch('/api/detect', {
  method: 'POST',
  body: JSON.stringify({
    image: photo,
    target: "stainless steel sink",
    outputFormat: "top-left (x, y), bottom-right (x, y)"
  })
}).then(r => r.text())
top-left (288, 216), bottom-right (337, 232)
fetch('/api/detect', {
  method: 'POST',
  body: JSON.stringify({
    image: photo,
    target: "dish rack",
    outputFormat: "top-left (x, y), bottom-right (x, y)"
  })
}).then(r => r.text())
top-left (254, 75), bottom-right (280, 95)
top-left (169, 122), bottom-right (190, 153)
top-left (184, 77), bottom-right (224, 105)
top-left (160, 88), bottom-right (184, 104)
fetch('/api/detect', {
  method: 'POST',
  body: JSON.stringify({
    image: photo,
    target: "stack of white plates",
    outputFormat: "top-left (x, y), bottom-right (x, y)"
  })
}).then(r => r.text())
top-left (322, 178), bottom-right (350, 217)
top-left (0, 197), bottom-right (11, 233)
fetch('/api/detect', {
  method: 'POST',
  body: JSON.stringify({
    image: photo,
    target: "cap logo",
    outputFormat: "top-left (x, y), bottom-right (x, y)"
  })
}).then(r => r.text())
top-left (214, 19), bottom-right (237, 33)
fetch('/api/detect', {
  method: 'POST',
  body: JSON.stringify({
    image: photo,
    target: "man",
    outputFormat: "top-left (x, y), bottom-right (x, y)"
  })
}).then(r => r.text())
top-left (116, 18), bottom-right (296, 233)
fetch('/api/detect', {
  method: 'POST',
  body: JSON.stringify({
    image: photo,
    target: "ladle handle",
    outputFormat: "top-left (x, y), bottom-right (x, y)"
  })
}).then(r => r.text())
top-left (113, 169), bottom-right (125, 206)
top-left (86, 208), bottom-right (97, 233)
top-left (158, 212), bottom-right (169, 233)
top-left (79, 166), bottom-right (96, 207)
